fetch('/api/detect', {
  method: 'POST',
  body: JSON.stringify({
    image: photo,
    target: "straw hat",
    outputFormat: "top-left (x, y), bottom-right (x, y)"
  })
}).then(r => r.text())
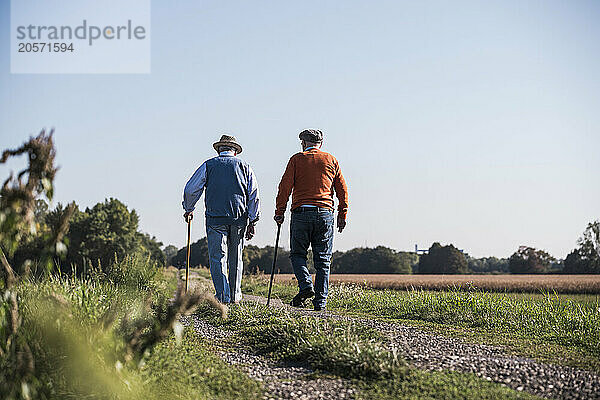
top-left (213, 134), bottom-right (242, 154)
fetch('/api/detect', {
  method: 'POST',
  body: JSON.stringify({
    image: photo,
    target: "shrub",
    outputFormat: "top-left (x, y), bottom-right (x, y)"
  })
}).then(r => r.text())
top-left (418, 242), bottom-right (468, 274)
top-left (509, 246), bottom-right (554, 274)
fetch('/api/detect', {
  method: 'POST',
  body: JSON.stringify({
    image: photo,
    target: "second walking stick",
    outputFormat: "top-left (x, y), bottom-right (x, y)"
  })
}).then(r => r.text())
top-left (266, 223), bottom-right (282, 306)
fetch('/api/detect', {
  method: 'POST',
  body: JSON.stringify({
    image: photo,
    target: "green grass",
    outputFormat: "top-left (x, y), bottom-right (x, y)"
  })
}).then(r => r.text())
top-left (194, 300), bottom-right (539, 399)
top-left (241, 275), bottom-right (600, 372)
top-left (357, 370), bottom-right (537, 400)
top-left (142, 330), bottom-right (262, 400)
top-left (242, 274), bottom-right (297, 300)
top-left (1, 258), bottom-right (260, 400)
top-left (192, 267), bottom-right (212, 280)
top-left (506, 292), bottom-right (600, 304)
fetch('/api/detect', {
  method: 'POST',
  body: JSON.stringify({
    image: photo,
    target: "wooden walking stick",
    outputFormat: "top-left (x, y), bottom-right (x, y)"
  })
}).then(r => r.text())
top-left (267, 223), bottom-right (282, 306)
top-left (185, 215), bottom-right (192, 293)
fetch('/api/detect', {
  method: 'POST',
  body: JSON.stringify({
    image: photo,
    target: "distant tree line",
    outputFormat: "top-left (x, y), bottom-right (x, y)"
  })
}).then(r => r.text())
top-left (332, 247), bottom-right (417, 274)
top-left (169, 241), bottom-right (418, 275)
top-left (465, 256), bottom-right (509, 274)
top-left (23, 198), bottom-right (589, 276)
top-left (171, 242), bottom-right (308, 274)
top-left (11, 196), bottom-right (595, 277)
top-left (168, 219), bottom-right (600, 275)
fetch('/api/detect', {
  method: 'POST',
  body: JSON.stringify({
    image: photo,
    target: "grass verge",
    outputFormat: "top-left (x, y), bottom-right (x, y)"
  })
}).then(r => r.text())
top-left (241, 275), bottom-right (600, 372)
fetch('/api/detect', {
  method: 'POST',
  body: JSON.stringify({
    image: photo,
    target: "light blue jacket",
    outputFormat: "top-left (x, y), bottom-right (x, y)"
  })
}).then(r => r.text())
top-left (183, 151), bottom-right (260, 226)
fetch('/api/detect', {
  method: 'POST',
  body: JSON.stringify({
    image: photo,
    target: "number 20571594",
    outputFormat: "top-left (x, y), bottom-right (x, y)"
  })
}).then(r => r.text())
top-left (18, 43), bottom-right (74, 52)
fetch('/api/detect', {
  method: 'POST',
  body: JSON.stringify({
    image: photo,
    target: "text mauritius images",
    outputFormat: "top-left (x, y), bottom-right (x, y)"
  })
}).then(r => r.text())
top-left (15, 20), bottom-right (147, 46)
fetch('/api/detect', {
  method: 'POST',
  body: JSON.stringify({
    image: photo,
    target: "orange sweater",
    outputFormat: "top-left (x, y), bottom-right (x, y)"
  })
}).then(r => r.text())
top-left (275, 148), bottom-right (349, 220)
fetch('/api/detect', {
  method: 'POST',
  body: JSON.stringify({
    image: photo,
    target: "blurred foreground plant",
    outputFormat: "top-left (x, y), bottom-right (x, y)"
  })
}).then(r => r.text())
top-left (123, 286), bottom-right (220, 364)
top-left (0, 130), bottom-right (74, 399)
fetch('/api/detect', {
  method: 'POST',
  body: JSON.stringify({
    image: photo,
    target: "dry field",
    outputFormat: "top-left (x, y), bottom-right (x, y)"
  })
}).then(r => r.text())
top-left (271, 274), bottom-right (600, 294)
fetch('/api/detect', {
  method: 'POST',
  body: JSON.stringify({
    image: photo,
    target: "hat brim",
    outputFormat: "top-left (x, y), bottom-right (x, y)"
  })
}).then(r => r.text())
top-left (213, 141), bottom-right (242, 154)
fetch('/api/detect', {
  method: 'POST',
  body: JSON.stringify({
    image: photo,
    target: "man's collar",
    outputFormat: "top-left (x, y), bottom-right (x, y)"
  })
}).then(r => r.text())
top-left (219, 150), bottom-right (236, 157)
top-left (304, 146), bottom-right (319, 151)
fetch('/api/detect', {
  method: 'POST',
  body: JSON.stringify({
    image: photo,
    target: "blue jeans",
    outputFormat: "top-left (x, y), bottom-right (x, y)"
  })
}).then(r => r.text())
top-left (289, 207), bottom-right (334, 308)
top-left (206, 223), bottom-right (245, 303)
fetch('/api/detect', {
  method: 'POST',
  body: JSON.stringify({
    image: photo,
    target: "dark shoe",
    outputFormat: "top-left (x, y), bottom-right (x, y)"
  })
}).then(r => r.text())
top-left (313, 304), bottom-right (326, 311)
top-left (290, 288), bottom-right (315, 307)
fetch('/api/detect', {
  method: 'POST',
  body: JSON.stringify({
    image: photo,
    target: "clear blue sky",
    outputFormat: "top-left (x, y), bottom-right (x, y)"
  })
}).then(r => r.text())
top-left (1, 0), bottom-right (599, 258)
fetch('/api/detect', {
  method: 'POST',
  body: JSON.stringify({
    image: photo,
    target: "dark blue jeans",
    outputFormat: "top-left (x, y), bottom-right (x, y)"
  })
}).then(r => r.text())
top-left (289, 207), bottom-right (334, 308)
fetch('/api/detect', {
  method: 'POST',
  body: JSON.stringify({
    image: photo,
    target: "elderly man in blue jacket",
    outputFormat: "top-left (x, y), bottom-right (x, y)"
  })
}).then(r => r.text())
top-left (182, 135), bottom-right (260, 303)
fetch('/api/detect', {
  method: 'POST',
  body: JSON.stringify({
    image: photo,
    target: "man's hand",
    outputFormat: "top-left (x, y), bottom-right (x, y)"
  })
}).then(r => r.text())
top-left (245, 223), bottom-right (256, 240)
top-left (337, 216), bottom-right (346, 233)
top-left (183, 211), bottom-right (193, 223)
top-left (274, 214), bottom-right (284, 225)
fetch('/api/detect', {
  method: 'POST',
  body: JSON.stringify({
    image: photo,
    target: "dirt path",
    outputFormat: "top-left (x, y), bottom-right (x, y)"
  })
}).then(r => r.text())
top-left (180, 314), bottom-right (356, 400)
top-left (183, 274), bottom-right (600, 399)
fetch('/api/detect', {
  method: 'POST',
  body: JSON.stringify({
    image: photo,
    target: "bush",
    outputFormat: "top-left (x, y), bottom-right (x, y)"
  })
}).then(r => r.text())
top-left (171, 237), bottom-right (209, 269)
top-left (564, 221), bottom-right (600, 274)
top-left (509, 246), bottom-right (554, 274)
top-left (418, 242), bottom-right (468, 274)
top-left (332, 246), bottom-right (415, 274)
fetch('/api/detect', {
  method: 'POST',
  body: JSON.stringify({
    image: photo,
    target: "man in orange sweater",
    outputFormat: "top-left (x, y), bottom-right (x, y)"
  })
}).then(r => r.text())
top-left (274, 129), bottom-right (348, 311)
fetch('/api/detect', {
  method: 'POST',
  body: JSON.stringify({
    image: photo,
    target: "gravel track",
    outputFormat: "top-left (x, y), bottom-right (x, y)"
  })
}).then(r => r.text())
top-left (179, 275), bottom-right (356, 400)
top-left (361, 317), bottom-right (600, 399)
top-left (182, 276), bottom-right (600, 399)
